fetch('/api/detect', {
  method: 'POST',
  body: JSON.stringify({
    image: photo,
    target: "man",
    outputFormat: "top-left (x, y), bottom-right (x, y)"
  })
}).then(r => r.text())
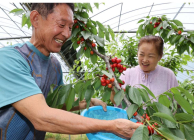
top-left (0, 3), bottom-right (141, 140)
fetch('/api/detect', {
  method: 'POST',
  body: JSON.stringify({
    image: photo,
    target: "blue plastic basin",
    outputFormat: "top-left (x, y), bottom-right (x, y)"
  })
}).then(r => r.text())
top-left (81, 106), bottom-right (137, 140)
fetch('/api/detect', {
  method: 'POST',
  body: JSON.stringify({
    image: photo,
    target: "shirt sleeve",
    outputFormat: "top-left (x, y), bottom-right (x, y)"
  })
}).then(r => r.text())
top-left (0, 48), bottom-right (42, 108)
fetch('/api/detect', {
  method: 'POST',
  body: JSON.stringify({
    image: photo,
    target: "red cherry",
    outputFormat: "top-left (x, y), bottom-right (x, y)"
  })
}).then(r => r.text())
top-left (122, 80), bottom-right (125, 85)
top-left (123, 89), bottom-right (126, 92)
top-left (106, 67), bottom-right (108, 70)
top-left (108, 84), bottom-right (112, 88)
top-left (110, 64), bottom-right (113, 68)
top-left (103, 74), bottom-right (108, 79)
top-left (113, 63), bottom-right (117, 68)
top-left (154, 25), bottom-right (157, 28)
top-left (77, 40), bottom-right (80, 44)
top-left (101, 82), bottom-right (107, 86)
top-left (116, 59), bottom-right (121, 63)
top-left (74, 19), bottom-right (78, 24)
top-left (119, 83), bottom-right (122, 87)
top-left (101, 77), bottom-right (106, 83)
top-left (75, 25), bottom-right (79, 28)
top-left (110, 78), bottom-right (114, 83)
top-left (111, 58), bottom-right (116, 63)
top-left (150, 21), bottom-right (152, 24)
top-left (112, 68), bottom-right (115, 72)
top-left (90, 51), bottom-right (94, 55)
top-left (133, 112), bottom-right (137, 116)
top-left (117, 63), bottom-right (121, 69)
top-left (84, 47), bottom-right (87, 50)
top-left (147, 126), bottom-right (154, 135)
top-left (123, 67), bottom-right (126, 71)
top-left (91, 43), bottom-right (96, 47)
top-left (106, 80), bottom-right (110, 84)
top-left (80, 37), bottom-right (85, 42)
top-left (178, 30), bottom-right (182, 35)
top-left (119, 69), bottom-right (123, 73)
top-left (160, 26), bottom-right (163, 29)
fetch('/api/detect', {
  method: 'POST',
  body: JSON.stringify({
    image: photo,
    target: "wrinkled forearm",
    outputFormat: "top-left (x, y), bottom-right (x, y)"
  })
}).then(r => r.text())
top-left (36, 107), bottom-right (113, 134)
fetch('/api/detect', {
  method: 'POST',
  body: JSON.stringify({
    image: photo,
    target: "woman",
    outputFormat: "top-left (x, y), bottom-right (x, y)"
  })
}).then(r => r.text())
top-left (110, 35), bottom-right (178, 105)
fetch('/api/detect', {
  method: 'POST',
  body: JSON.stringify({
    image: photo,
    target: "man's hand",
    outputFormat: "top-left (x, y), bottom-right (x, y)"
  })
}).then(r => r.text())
top-left (79, 98), bottom-right (107, 111)
top-left (112, 119), bottom-right (142, 139)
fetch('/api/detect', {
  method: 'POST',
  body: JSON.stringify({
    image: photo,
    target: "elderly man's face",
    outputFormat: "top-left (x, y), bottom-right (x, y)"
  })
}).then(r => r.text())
top-left (37, 4), bottom-right (74, 55)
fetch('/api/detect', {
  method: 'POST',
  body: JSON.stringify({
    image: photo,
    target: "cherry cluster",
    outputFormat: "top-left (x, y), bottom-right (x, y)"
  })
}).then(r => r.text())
top-left (101, 74), bottom-right (114, 88)
top-left (106, 57), bottom-right (127, 73)
top-left (74, 19), bottom-right (96, 55)
top-left (135, 113), bottom-right (162, 136)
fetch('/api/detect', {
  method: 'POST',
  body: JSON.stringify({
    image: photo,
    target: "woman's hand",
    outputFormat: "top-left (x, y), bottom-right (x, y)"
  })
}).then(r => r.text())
top-left (79, 98), bottom-right (107, 111)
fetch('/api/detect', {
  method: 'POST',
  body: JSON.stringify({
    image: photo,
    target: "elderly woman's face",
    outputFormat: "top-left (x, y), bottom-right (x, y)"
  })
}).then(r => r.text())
top-left (138, 43), bottom-right (162, 73)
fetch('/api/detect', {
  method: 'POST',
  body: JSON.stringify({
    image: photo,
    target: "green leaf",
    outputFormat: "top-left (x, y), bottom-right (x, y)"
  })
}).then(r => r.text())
top-left (108, 25), bottom-right (115, 41)
top-left (153, 112), bottom-right (176, 123)
top-left (167, 29), bottom-right (174, 38)
top-left (10, 8), bottom-right (24, 16)
top-left (131, 125), bottom-right (149, 140)
top-left (100, 70), bottom-right (113, 78)
top-left (96, 21), bottom-right (105, 31)
top-left (86, 3), bottom-right (93, 13)
top-left (158, 127), bottom-right (184, 140)
top-left (94, 3), bottom-right (99, 9)
top-left (129, 87), bottom-right (143, 106)
top-left (97, 46), bottom-right (105, 55)
top-left (175, 113), bottom-right (193, 121)
top-left (26, 17), bottom-right (31, 29)
top-left (74, 82), bottom-right (83, 93)
top-left (102, 87), bottom-right (111, 101)
top-left (138, 24), bottom-right (144, 37)
top-left (163, 92), bottom-right (173, 100)
top-left (155, 102), bottom-right (176, 128)
top-left (98, 27), bottom-right (104, 38)
top-left (93, 35), bottom-right (105, 47)
top-left (58, 84), bottom-right (72, 105)
top-left (137, 19), bottom-right (145, 23)
top-left (184, 124), bottom-right (194, 140)
top-left (163, 20), bottom-right (168, 29)
top-left (90, 52), bottom-right (97, 64)
top-left (105, 29), bottom-right (110, 42)
top-left (190, 36), bottom-right (194, 44)
top-left (126, 104), bottom-right (138, 119)
top-left (170, 87), bottom-right (181, 95)
top-left (90, 25), bottom-right (97, 35)
top-left (93, 78), bottom-right (101, 90)
top-left (158, 95), bottom-right (170, 108)
top-left (80, 11), bottom-right (89, 18)
top-left (72, 41), bottom-right (79, 49)
top-left (81, 31), bottom-right (92, 39)
top-left (170, 128), bottom-right (185, 140)
top-left (172, 20), bottom-right (183, 27)
top-left (85, 85), bottom-right (94, 102)
top-left (76, 47), bottom-right (84, 59)
top-left (138, 88), bottom-right (151, 103)
top-left (114, 90), bottom-right (125, 106)
top-left (22, 14), bottom-right (27, 27)
top-left (140, 84), bottom-right (156, 99)
top-left (174, 94), bottom-right (193, 114)
top-left (176, 86), bottom-right (194, 103)
top-left (146, 24), bottom-right (153, 34)
top-left (91, 20), bottom-right (97, 27)
top-left (66, 88), bottom-right (75, 111)
top-left (84, 46), bottom-right (90, 58)
top-left (72, 28), bottom-right (80, 37)
top-left (179, 36), bottom-right (184, 44)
